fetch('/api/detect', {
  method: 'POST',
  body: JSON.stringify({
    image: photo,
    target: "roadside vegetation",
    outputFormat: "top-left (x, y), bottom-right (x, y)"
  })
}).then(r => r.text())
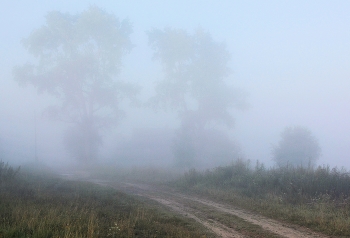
top-left (173, 159), bottom-right (350, 236)
top-left (0, 160), bottom-right (20, 185)
top-left (0, 161), bottom-right (212, 238)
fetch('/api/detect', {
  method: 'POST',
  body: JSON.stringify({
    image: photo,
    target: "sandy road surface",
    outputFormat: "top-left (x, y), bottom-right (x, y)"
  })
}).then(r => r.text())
top-left (87, 179), bottom-right (329, 238)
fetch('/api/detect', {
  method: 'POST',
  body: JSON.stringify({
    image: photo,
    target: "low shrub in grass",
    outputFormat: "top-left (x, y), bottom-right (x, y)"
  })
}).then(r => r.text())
top-left (173, 159), bottom-right (350, 236)
top-left (176, 159), bottom-right (350, 203)
top-left (0, 169), bottom-right (212, 238)
top-left (0, 160), bottom-right (20, 185)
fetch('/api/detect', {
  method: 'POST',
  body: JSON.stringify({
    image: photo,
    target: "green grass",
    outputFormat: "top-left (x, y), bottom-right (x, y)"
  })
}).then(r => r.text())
top-left (172, 159), bottom-right (350, 236)
top-left (0, 160), bottom-right (20, 185)
top-left (0, 164), bottom-right (212, 238)
top-left (181, 199), bottom-right (281, 238)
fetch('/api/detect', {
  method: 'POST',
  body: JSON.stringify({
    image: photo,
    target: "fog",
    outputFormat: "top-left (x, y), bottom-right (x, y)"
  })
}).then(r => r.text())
top-left (1, 1), bottom-right (350, 170)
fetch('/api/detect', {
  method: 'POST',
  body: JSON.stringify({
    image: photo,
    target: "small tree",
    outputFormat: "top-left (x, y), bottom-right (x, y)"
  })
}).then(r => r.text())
top-left (13, 7), bottom-right (138, 162)
top-left (272, 126), bottom-right (321, 168)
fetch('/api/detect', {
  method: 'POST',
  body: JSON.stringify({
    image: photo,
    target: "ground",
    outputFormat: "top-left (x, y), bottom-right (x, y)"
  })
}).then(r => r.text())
top-left (62, 171), bottom-right (330, 238)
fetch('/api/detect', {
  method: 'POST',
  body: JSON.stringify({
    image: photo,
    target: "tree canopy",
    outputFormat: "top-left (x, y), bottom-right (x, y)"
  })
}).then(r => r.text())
top-left (272, 126), bottom-right (321, 168)
top-left (13, 6), bottom-right (138, 161)
top-left (148, 28), bottom-right (246, 168)
top-left (148, 28), bottom-right (247, 128)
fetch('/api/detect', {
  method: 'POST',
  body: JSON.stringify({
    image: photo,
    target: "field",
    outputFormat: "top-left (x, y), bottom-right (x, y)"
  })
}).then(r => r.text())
top-left (2, 159), bottom-right (350, 237)
top-left (0, 162), bottom-right (212, 238)
top-left (173, 159), bottom-right (350, 236)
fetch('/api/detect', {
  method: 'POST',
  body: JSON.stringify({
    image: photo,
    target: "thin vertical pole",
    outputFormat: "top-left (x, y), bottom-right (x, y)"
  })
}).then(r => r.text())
top-left (35, 110), bottom-right (38, 162)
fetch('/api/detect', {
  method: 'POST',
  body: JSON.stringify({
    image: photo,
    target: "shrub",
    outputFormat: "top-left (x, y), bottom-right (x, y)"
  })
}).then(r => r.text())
top-left (0, 160), bottom-right (20, 185)
top-left (175, 159), bottom-right (350, 203)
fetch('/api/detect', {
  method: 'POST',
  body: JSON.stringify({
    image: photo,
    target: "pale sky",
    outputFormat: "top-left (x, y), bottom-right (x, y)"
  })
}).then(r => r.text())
top-left (1, 1), bottom-right (350, 168)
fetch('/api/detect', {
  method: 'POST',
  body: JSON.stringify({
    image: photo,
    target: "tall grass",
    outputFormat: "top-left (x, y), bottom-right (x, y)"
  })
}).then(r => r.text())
top-left (0, 160), bottom-right (20, 185)
top-left (0, 166), bottom-right (212, 238)
top-left (174, 159), bottom-right (350, 236)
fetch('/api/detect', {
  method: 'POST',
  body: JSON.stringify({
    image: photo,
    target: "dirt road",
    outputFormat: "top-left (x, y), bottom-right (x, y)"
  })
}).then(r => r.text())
top-left (89, 180), bottom-right (329, 238)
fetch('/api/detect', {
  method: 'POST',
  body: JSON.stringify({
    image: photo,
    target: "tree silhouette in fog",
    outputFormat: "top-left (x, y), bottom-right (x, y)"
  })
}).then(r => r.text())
top-left (147, 28), bottom-right (247, 168)
top-left (13, 7), bottom-right (138, 162)
top-left (272, 126), bottom-right (321, 168)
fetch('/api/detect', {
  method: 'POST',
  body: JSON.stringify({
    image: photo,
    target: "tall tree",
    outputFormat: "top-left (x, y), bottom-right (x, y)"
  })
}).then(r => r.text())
top-left (148, 28), bottom-right (246, 168)
top-left (13, 6), bottom-right (138, 162)
top-left (272, 126), bottom-right (321, 168)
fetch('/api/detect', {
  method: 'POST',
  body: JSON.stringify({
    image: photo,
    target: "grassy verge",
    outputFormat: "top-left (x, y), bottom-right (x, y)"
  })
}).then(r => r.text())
top-left (182, 199), bottom-right (281, 238)
top-left (0, 163), bottom-right (212, 238)
top-left (172, 159), bottom-right (350, 236)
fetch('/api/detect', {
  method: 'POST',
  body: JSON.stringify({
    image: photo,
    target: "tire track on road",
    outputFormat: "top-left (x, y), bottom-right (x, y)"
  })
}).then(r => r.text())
top-left (109, 182), bottom-right (329, 238)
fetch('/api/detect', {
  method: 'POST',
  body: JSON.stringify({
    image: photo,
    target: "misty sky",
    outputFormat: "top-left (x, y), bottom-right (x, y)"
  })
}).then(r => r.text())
top-left (1, 1), bottom-right (350, 168)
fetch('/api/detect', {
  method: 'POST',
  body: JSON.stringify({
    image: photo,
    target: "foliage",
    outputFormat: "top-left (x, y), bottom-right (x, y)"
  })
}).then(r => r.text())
top-left (272, 126), bottom-right (321, 168)
top-left (13, 6), bottom-right (138, 161)
top-left (147, 28), bottom-right (247, 168)
top-left (177, 159), bottom-right (350, 202)
top-left (173, 160), bottom-right (350, 236)
top-left (148, 27), bottom-right (246, 126)
top-left (0, 160), bottom-right (20, 185)
top-left (0, 170), bottom-right (213, 238)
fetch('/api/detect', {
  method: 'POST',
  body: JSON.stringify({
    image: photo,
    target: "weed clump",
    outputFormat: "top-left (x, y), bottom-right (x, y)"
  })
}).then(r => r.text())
top-left (0, 160), bottom-right (20, 185)
top-left (174, 159), bottom-right (350, 236)
top-left (0, 168), bottom-right (212, 238)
